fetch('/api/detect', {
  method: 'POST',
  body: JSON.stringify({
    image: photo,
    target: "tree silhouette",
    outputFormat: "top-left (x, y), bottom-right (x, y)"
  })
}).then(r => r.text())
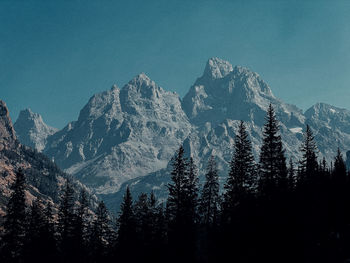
top-left (1, 169), bottom-right (27, 262)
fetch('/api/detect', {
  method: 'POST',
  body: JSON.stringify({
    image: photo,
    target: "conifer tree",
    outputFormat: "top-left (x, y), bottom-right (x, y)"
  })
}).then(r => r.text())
top-left (200, 155), bottom-right (220, 227)
top-left (333, 148), bottom-right (347, 184)
top-left (331, 149), bottom-right (348, 228)
top-left (167, 146), bottom-right (188, 225)
top-left (116, 187), bottom-right (136, 259)
top-left (24, 198), bottom-right (49, 262)
top-left (223, 121), bottom-right (255, 221)
top-left (134, 193), bottom-right (151, 245)
top-left (75, 189), bottom-right (90, 259)
top-left (1, 169), bottom-right (27, 262)
top-left (184, 157), bottom-right (199, 225)
top-left (299, 124), bottom-right (318, 184)
top-left (147, 191), bottom-right (159, 243)
top-left (259, 104), bottom-right (286, 197)
top-left (58, 178), bottom-right (76, 261)
top-left (41, 202), bottom-right (57, 261)
top-left (90, 201), bottom-right (110, 261)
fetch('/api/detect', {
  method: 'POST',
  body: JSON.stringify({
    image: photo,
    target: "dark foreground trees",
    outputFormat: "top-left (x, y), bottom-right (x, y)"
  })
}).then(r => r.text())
top-left (1, 169), bottom-right (27, 262)
top-left (2, 105), bottom-right (350, 263)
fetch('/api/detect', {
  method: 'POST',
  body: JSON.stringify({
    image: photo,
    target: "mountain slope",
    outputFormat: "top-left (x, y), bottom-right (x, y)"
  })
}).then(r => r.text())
top-left (0, 100), bottom-right (98, 219)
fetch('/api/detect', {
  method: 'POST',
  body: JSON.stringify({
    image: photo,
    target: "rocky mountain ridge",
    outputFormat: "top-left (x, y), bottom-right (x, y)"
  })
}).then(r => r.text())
top-left (13, 58), bottom-right (350, 212)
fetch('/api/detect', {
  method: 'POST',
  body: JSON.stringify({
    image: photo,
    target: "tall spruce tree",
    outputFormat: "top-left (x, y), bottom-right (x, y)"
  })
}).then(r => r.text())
top-left (116, 186), bottom-right (136, 260)
top-left (90, 201), bottom-right (110, 261)
top-left (1, 169), bottom-right (27, 262)
top-left (333, 148), bottom-right (347, 185)
top-left (185, 157), bottom-right (199, 224)
top-left (200, 155), bottom-right (220, 227)
top-left (223, 120), bottom-right (255, 221)
top-left (298, 124), bottom-right (318, 184)
top-left (74, 189), bottom-right (90, 261)
top-left (24, 198), bottom-right (48, 262)
top-left (259, 104), bottom-right (286, 197)
top-left (166, 145), bottom-right (188, 225)
top-left (134, 193), bottom-right (151, 246)
top-left (41, 202), bottom-right (57, 261)
top-left (58, 178), bottom-right (76, 261)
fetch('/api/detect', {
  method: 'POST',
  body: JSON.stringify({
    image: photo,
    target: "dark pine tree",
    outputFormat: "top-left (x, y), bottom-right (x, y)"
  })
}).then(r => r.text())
top-left (327, 148), bottom-right (348, 261)
top-left (57, 178), bottom-right (76, 262)
top-left (198, 155), bottom-right (220, 262)
top-left (134, 193), bottom-right (150, 252)
top-left (41, 202), bottom-right (58, 262)
top-left (258, 104), bottom-right (286, 198)
top-left (166, 145), bottom-right (194, 262)
top-left (74, 189), bottom-right (90, 261)
top-left (166, 146), bottom-right (188, 225)
top-left (298, 124), bottom-right (319, 184)
top-left (116, 186), bottom-right (136, 261)
top-left (199, 155), bottom-right (220, 227)
top-left (24, 198), bottom-right (54, 263)
top-left (219, 121), bottom-right (257, 262)
top-left (90, 201), bottom-right (110, 262)
top-left (183, 157), bottom-right (199, 260)
top-left (184, 157), bottom-right (199, 226)
top-left (257, 105), bottom-right (290, 262)
top-left (152, 200), bottom-right (167, 262)
top-left (1, 169), bottom-right (27, 263)
top-left (223, 120), bottom-right (255, 223)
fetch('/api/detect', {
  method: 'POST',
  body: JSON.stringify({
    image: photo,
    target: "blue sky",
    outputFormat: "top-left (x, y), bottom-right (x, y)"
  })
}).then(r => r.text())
top-left (1, 0), bottom-right (350, 128)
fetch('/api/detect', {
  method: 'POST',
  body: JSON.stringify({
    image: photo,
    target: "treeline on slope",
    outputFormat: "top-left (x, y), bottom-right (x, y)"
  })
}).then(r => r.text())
top-left (1, 104), bottom-right (350, 263)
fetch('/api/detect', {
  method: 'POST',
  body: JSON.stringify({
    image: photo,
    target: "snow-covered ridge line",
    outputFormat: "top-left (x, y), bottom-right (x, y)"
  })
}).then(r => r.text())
top-left (13, 58), bottom-right (350, 211)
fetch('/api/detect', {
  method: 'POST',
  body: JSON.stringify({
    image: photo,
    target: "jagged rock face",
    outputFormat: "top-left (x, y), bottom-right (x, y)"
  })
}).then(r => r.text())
top-left (182, 58), bottom-right (304, 128)
top-left (0, 101), bottom-right (98, 218)
top-left (44, 74), bottom-right (192, 194)
top-left (14, 109), bottom-right (57, 152)
top-left (0, 100), bottom-right (17, 150)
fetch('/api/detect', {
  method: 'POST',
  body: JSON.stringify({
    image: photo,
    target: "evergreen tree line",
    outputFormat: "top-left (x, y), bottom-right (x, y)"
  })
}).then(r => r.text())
top-left (2, 104), bottom-right (350, 262)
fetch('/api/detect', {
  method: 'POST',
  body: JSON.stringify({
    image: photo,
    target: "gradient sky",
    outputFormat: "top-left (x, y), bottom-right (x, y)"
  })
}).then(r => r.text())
top-left (1, 0), bottom-right (350, 128)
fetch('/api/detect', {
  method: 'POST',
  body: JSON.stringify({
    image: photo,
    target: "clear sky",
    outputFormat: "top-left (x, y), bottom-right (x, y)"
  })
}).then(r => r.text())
top-left (1, 0), bottom-right (350, 128)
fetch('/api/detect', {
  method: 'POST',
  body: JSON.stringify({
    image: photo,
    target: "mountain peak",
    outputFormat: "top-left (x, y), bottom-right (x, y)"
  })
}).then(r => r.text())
top-left (128, 72), bottom-right (154, 87)
top-left (14, 108), bottom-right (57, 152)
top-left (203, 57), bottom-right (233, 79)
top-left (18, 108), bottom-right (40, 121)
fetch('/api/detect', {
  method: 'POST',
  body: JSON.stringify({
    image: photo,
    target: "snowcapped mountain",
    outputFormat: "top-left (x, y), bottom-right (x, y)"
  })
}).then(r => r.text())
top-left (43, 73), bottom-right (191, 194)
top-left (99, 58), bottom-right (350, 212)
top-left (13, 57), bottom-right (350, 212)
top-left (14, 109), bottom-right (58, 152)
